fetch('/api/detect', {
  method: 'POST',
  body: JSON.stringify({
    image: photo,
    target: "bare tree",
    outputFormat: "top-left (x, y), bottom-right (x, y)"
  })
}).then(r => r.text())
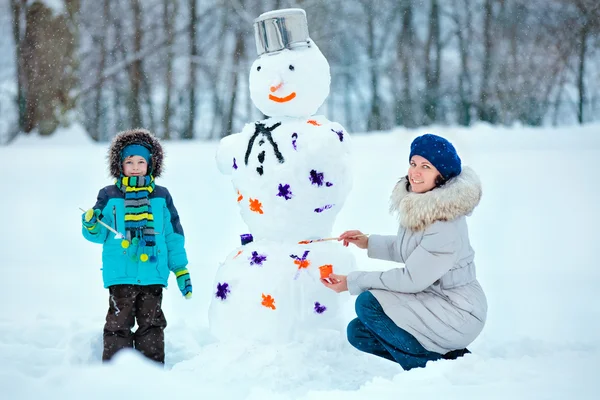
top-left (11, 0), bottom-right (27, 132)
top-left (162, 0), bottom-right (176, 139)
top-left (129, 0), bottom-right (143, 128)
top-left (91, 0), bottom-right (110, 141)
top-left (395, 0), bottom-right (416, 128)
top-left (184, 0), bottom-right (198, 139)
top-left (478, 0), bottom-right (497, 123)
top-left (423, 0), bottom-right (442, 125)
top-left (451, 0), bottom-right (474, 126)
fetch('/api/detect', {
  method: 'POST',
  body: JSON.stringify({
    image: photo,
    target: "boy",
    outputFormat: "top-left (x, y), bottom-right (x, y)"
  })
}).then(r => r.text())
top-left (82, 128), bottom-right (191, 364)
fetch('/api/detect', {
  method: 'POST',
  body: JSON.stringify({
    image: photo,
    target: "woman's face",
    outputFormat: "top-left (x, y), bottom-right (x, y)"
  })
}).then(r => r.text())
top-left (408, 155), bottom-right (440, 193)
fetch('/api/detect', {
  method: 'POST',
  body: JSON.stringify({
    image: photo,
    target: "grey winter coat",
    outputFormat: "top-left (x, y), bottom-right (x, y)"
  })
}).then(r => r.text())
top-left (347, 167), bottom-right (487, 354)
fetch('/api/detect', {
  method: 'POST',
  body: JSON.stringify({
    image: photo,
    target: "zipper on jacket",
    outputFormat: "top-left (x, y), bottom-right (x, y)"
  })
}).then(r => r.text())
top-left (113, 205), bottom-right (118, 233)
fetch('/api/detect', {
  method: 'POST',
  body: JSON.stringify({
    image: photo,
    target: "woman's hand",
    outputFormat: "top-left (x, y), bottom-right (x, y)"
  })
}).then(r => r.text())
top-left (338, 230), bottom-right (368, 249)
top-left (321, 273), bottom-right (348, 293)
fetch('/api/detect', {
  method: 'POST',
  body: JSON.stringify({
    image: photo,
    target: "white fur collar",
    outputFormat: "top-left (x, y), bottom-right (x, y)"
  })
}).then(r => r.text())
top-left (389, 166), bottom-right (482, 231)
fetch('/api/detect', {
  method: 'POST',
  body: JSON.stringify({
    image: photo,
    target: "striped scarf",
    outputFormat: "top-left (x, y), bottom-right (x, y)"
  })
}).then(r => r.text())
top-left (115, 175), bottom-right (156, 247)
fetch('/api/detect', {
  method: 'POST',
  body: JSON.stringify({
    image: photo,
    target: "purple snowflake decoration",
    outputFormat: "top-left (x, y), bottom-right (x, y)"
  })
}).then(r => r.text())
top-left (292, 133), bottom-right (298, 150)
top-left (277, 183), bottom-right (293, 200)
top-left (290, 250), bottom-right (310, 262)
top-left (314, 302), bottom-right (327, 314)
top-left (314, 204), bottom-right (334, 213)
top-left (216, 282), bottom-right (230, 300)
top-left (249, 251), bottom-right (267, 266)
top-left (309, 170), bottom-right (325, 186)
top-left (233, 157), bottom-right (238, 170)
top-left (326, 182), bottom-right (333, 187)
top-left (332, 129), bottom-right (344, 142)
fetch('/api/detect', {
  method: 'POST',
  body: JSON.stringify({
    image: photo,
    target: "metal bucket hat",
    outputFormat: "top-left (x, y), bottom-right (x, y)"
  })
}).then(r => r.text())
top-left (253, 8), bottom-right (311, 56)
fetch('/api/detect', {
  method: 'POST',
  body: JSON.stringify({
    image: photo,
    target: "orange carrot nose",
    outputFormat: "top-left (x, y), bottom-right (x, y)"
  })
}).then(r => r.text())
top-left (270, 82), bottom-right (282, 92)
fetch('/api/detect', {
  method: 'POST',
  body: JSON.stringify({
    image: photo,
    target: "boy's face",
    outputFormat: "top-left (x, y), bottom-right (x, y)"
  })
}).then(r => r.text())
top-left (122, 155), bottom-right (148, 177)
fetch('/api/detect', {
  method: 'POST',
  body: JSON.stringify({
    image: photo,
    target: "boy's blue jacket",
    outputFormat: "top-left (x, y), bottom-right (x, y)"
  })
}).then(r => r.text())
top-left (82, 184), bottom-right (188, 288)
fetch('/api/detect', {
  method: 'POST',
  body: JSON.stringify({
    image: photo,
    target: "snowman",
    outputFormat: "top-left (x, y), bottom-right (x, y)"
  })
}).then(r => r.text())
top-left (209, 8), bottom-right (355, 343)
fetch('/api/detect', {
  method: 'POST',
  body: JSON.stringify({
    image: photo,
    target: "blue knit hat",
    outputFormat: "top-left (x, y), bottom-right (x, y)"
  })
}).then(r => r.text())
top-left (409, 134), bottom-right (461, 180)
top-left (121, 144), bottom-right (151, 164)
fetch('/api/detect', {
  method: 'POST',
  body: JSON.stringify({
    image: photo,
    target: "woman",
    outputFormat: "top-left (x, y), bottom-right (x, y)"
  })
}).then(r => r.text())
top-left (322, 133), bottom-right (487, 370)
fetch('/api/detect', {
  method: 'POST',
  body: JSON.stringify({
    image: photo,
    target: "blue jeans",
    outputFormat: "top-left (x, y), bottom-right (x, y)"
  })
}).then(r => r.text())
top-left (347, 291), bottom-right (442, 370)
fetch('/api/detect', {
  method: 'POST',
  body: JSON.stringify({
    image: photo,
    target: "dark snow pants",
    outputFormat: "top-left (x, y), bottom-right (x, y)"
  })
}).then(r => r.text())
top-left (102, 284), bottom-right (167, 364)
top-left (346, 291), bottom-right (442, 370)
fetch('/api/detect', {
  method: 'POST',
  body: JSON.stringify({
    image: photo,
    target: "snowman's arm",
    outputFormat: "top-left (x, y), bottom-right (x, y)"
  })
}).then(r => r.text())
top-left (216, 134), bottom-right (238, 174)
top-left (216, 122), bottom-right (261, 174)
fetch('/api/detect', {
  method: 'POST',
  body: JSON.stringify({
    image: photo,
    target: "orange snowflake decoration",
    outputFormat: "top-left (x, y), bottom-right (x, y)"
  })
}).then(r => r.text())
top-left (249, 198), bottom-right (264, 214)
top-left (294, 259), bottom-right (310, 270)
top-left (261, 293), bottom-right (276, 310)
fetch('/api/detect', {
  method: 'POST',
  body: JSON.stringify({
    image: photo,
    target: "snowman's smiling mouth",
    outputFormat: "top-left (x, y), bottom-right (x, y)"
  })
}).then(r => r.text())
top-left (269, 92), bottom-right (296, 103)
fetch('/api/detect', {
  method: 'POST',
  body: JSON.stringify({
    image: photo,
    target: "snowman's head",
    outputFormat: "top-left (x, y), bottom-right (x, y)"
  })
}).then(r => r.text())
top-left (249, 40), bottom-right (330, 118)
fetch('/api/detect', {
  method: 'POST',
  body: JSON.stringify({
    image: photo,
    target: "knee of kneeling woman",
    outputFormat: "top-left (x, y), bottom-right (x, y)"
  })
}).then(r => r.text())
top-left (346, 318), bottom-right (365, 349)
top-left (355, 291), bottom-right (380, 320)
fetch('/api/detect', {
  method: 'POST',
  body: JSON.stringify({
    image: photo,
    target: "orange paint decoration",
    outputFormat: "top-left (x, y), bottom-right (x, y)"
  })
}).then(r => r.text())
top-left (249, 198), bottom-right (264, 214)
top-left (261, 293), bottom-right (276, 310)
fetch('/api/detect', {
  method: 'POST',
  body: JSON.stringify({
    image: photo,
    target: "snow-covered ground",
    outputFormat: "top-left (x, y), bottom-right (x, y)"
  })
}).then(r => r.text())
top-left (1, 123), bottom-right (598, 399)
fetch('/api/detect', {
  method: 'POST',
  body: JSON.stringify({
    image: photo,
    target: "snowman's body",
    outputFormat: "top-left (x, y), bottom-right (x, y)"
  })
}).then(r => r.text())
top-left (216, 115), bottom-right (351, 241)
top-left (209, 13), bottom-right (356, 343)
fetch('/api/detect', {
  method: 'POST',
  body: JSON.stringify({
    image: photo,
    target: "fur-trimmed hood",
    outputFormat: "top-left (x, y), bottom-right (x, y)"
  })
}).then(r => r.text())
top-left (108, 128), bottom-right (164, 178)
top-left (389, 166), bottom-right (482, 231)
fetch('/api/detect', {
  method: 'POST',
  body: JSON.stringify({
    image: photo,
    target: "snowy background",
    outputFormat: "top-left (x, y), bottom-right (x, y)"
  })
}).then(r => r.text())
top-left (0, 122), bottom-right (599, 399)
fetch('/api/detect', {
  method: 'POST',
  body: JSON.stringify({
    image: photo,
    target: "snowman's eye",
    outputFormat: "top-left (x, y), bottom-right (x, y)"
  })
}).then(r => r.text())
top-left (257, 66), bottom-right (261, 71)
top-left (289, 65), bottom-right (295, 71)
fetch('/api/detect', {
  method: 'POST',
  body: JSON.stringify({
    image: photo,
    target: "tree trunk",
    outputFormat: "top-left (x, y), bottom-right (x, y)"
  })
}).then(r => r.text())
top-left (21, 2), bottom-right (78, 135)
top-left (423, 0), bottom-right (441, 125)
top-left (396, 0), bottom-right (416, 128)
top-left (184, 0), bottom-right (197, 139)
top-left (113, 5), bottom-right (127, 132)
top-left (577, 26), bottom-right (587, 124)
top-left (478, 0), bottom-right (495, 123)
top-left (162, 0), bottom-right (175, 139)
top-left (11, 0), bottom-right (27, 132)
top-left (211, 6), bottom-right (229, 138)
top-left (93, 0), bottom-right (110, 141)
top-left (224, 28), bottom-right (244, 138)
top-left (454, 0), bottom-right (473, 126)
top-left (366, 7), bottom-right (382, 131)
top-left (129, 0), bottom-right (143, 128)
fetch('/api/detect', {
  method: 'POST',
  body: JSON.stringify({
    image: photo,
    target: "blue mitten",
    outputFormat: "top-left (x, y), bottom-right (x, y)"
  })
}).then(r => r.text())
top-left (82, 209), bottom-right (101, 233)
top-left (174, 268), bottom-right (192, 299)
